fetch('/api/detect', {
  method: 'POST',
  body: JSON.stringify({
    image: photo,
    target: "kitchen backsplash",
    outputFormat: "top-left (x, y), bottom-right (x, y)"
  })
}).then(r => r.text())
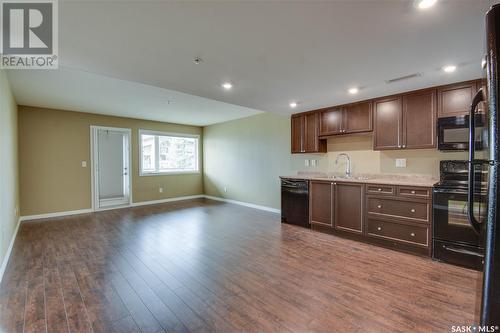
top-left (294, 135), bottom-right (468, 178)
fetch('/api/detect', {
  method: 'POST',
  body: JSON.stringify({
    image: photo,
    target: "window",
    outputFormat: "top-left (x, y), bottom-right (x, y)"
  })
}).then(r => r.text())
top-left (139, 130), bottom-right (199, 175)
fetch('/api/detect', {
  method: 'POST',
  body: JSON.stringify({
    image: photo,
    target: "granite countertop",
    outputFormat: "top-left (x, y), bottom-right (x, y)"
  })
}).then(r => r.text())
top-left (280, 172), bottom-right (438, 187)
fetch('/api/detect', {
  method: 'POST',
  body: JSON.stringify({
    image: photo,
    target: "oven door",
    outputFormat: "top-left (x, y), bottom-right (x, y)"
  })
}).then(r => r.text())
top-left (437, 115), bottom-right (485, 151)
top-left (433, 187), bottom-right (485, 247)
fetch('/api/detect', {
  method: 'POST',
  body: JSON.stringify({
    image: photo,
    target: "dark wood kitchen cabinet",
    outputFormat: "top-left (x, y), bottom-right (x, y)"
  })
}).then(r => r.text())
top-left (291, 115), bottom-right (303, 153)
top-left (308, 179), bottom-right (432, 256)
top-left (319, 101), bottom-right (372, 136)
top-left (374, 90), bottom-right (436, 150)
top-left (291, 113), bottom-right (326, 154)
top-left (343, 101), bottom-right (373, 134)
top-left (437, 80), bottom-right (480, 118)
top-left (319, 108), bottom-right (343, 136)
top-left (402, 89), bottom-right (437, 149)
top-left (309, 181), bottom-right (333, 226)
top-left (334, 183), bottom-right (363, 234)
top-left (373, 97), bottom-right (401, 150)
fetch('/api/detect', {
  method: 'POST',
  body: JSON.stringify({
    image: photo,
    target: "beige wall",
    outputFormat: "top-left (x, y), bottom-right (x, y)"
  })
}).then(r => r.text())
top-left (203, 112), bottom-right (467, 210)
top-left (19, 107), bottom-right (203, 216)
top-left (0, 70), bottom-right (19, 269)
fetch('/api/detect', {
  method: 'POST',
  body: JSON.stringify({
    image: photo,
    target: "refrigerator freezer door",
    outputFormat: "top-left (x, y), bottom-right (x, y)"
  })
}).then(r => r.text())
top-left (481, 4), bottom-right (500, 326)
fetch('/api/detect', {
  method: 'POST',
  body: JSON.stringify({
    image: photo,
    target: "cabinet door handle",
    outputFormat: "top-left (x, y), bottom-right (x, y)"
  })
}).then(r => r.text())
top-left (377, 188), bottom-right (382, 191)
top-left (410, 208), bottom-right (416, 213)
top-left (377, 227), bottom-right (382, 231)
top-left (402, 144), bottom-right (406, 148)
top-left (377, 205), bottom-right (382, 209)
top-left (410, 232), bottom-right (415, 237)
top-left (411, 190), bottom-right (416, 194)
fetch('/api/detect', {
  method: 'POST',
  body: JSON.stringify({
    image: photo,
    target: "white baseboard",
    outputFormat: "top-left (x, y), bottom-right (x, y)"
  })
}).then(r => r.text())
top-left (18, 194), bottom-right (279, 223)
top-left (20, 195), bottom-right (206, 222)
top-left (0, 217), bottom-right (21, 284)
top-left (20, 208), bottom-right (93, 222)
top-left (204, 195), bottom-right (281, 214)
top-left (131, 195), bottom-right (205, 207)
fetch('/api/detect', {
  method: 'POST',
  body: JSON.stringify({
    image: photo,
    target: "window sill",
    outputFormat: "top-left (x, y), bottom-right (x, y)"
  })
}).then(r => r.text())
top-left (139, 171), bottom-right (200, 177)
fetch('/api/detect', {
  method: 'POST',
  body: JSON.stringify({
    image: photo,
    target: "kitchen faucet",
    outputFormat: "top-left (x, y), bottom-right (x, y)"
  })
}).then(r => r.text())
top-left (335, 153), bottom-right (351, 178)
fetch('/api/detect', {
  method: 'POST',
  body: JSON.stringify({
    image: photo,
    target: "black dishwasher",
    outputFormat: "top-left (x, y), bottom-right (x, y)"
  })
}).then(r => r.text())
top-left (281, 179), bottom-right (310, 228)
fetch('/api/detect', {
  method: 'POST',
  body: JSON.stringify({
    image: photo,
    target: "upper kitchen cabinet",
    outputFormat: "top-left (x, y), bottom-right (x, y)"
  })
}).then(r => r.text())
top-left (402, 89), bottom-right (437, 149)
top-left (319, 108), bottom-right (343, 136)
top-left (291, 115), bottom-right (303, 153)
top-left (374, 90), bottom-right (437, 150)
top-left (437, 80), bottom-right (479, 118)
top-left (319, 101), bottom-right (373, 136)
top-left (476, 79), bottom-right (488, 114)
top-left (291, 113), bottom-right (327, 154)
top-left (343, 101), bottom-right (373, 134)
top-left (373, 97), bottom-right (402, 150)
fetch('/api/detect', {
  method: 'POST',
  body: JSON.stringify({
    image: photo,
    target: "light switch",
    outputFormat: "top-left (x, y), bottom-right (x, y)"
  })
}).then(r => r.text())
top-left (396, 159), bottom-right (407, 168)
top-left (311, 159), bottom-right (317, 167)
top-left (159, 187), bottom-right (164, 193)
top-left (81, 161), bottom-right (87, 168)
top-left (305, 159), bottom-right (310, 167)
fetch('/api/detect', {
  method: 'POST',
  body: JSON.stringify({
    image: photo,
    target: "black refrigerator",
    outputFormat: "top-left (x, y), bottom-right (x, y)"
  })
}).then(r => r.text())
top-left (470, 4), bottom-right (500, 326)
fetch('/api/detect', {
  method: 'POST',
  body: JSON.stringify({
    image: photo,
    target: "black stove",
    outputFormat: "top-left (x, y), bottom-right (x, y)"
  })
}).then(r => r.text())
top-left (434, 160), bottom-right (488, 192)
top-left (432, 160), bottom-right (487, 270)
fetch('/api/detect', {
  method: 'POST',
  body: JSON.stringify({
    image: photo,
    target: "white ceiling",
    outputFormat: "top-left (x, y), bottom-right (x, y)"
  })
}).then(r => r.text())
top-left (7, 67), bottom-right (262, 126)
top-left (6, 0), bottom-right (497, 126)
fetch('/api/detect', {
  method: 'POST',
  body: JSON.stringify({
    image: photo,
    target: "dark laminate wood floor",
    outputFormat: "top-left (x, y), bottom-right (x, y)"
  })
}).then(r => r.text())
top-left (0, 198), bottom-right (481, 333)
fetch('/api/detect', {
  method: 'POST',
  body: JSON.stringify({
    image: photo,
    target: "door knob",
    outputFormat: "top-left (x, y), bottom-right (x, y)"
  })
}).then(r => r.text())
top-left (410, 232), bottom-right (415, 237)
top-left (410, 208), bottom-right (416, 213)
top-left (377, 227), bottom-right (382, 231)
top-left (377, 205), bottom-right (382, 209)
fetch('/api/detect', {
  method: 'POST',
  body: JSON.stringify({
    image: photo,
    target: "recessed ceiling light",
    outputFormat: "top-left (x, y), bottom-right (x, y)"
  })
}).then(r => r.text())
top-left (443, 65), bottom-right (456, 73)
top-left (417, 0), bottom-right (437, 9)
top-left (222, 82), bottom-right (233, 90)
top-left (289, 102), bottom-right (298, 108)
top-left (348, 87), bottom-right (359, 94)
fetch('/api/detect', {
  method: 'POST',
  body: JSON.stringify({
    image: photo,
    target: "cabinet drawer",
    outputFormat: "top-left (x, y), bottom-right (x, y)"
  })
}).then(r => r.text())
top-left (366, 184), bottom-right (395, 195)
top-left (367, 197), bottom-right (430, 223)
top-left (397, 186), bottom-right (431, 199)
top-left (367, 218), bottom-right (429, 247)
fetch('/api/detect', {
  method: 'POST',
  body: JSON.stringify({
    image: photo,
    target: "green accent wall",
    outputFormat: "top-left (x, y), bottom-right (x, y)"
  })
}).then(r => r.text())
top-left (0, 70), bottom-right (19, 272)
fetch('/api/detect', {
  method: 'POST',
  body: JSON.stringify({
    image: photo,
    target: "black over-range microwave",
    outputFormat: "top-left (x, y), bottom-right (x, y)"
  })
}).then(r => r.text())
top-left (437, 114), bottom-right (486, 151)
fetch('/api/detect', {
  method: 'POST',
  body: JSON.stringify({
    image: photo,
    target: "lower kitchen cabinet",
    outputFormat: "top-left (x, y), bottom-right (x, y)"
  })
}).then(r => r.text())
top-left (309, 180), bottom-right (432, 257)
top-left (310, 181), bottom-right (333, 226)
top-left (366, 217), bottom-right (430, 249)
top-left (334, 183), bottom-right (363, 234)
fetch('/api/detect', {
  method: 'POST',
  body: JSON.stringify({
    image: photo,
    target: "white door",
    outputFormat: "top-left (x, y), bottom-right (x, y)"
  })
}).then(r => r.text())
top-left (91, 126), bottom-right (131, 210)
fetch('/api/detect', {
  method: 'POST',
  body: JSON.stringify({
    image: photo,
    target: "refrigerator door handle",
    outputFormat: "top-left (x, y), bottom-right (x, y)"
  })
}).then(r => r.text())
top-left (468, 88), bottom-right (485, 235)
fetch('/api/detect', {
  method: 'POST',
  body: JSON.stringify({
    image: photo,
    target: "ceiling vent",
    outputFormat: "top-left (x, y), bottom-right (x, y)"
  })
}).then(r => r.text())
top-left (385, 72), bottom-right (422, 84)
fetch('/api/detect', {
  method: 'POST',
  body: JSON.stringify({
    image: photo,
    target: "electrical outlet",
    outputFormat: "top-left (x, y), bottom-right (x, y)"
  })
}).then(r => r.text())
top-left (396, 159), bottom-right (407, 168)
top-left (81, 161), bottom-right (87, 168)
top-left (311, 159), bottom-right (317, 167)
top-left (305, 159), bottom-right (310, 167)
top-left (224, 187), bottom-right (228, 193)
top-left (159, 187), bottom-right (164, 193)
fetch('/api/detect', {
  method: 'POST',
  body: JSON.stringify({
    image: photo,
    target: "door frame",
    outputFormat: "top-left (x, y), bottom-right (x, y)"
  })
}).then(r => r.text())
top-left (90, 125), bottom-right (133, 212)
